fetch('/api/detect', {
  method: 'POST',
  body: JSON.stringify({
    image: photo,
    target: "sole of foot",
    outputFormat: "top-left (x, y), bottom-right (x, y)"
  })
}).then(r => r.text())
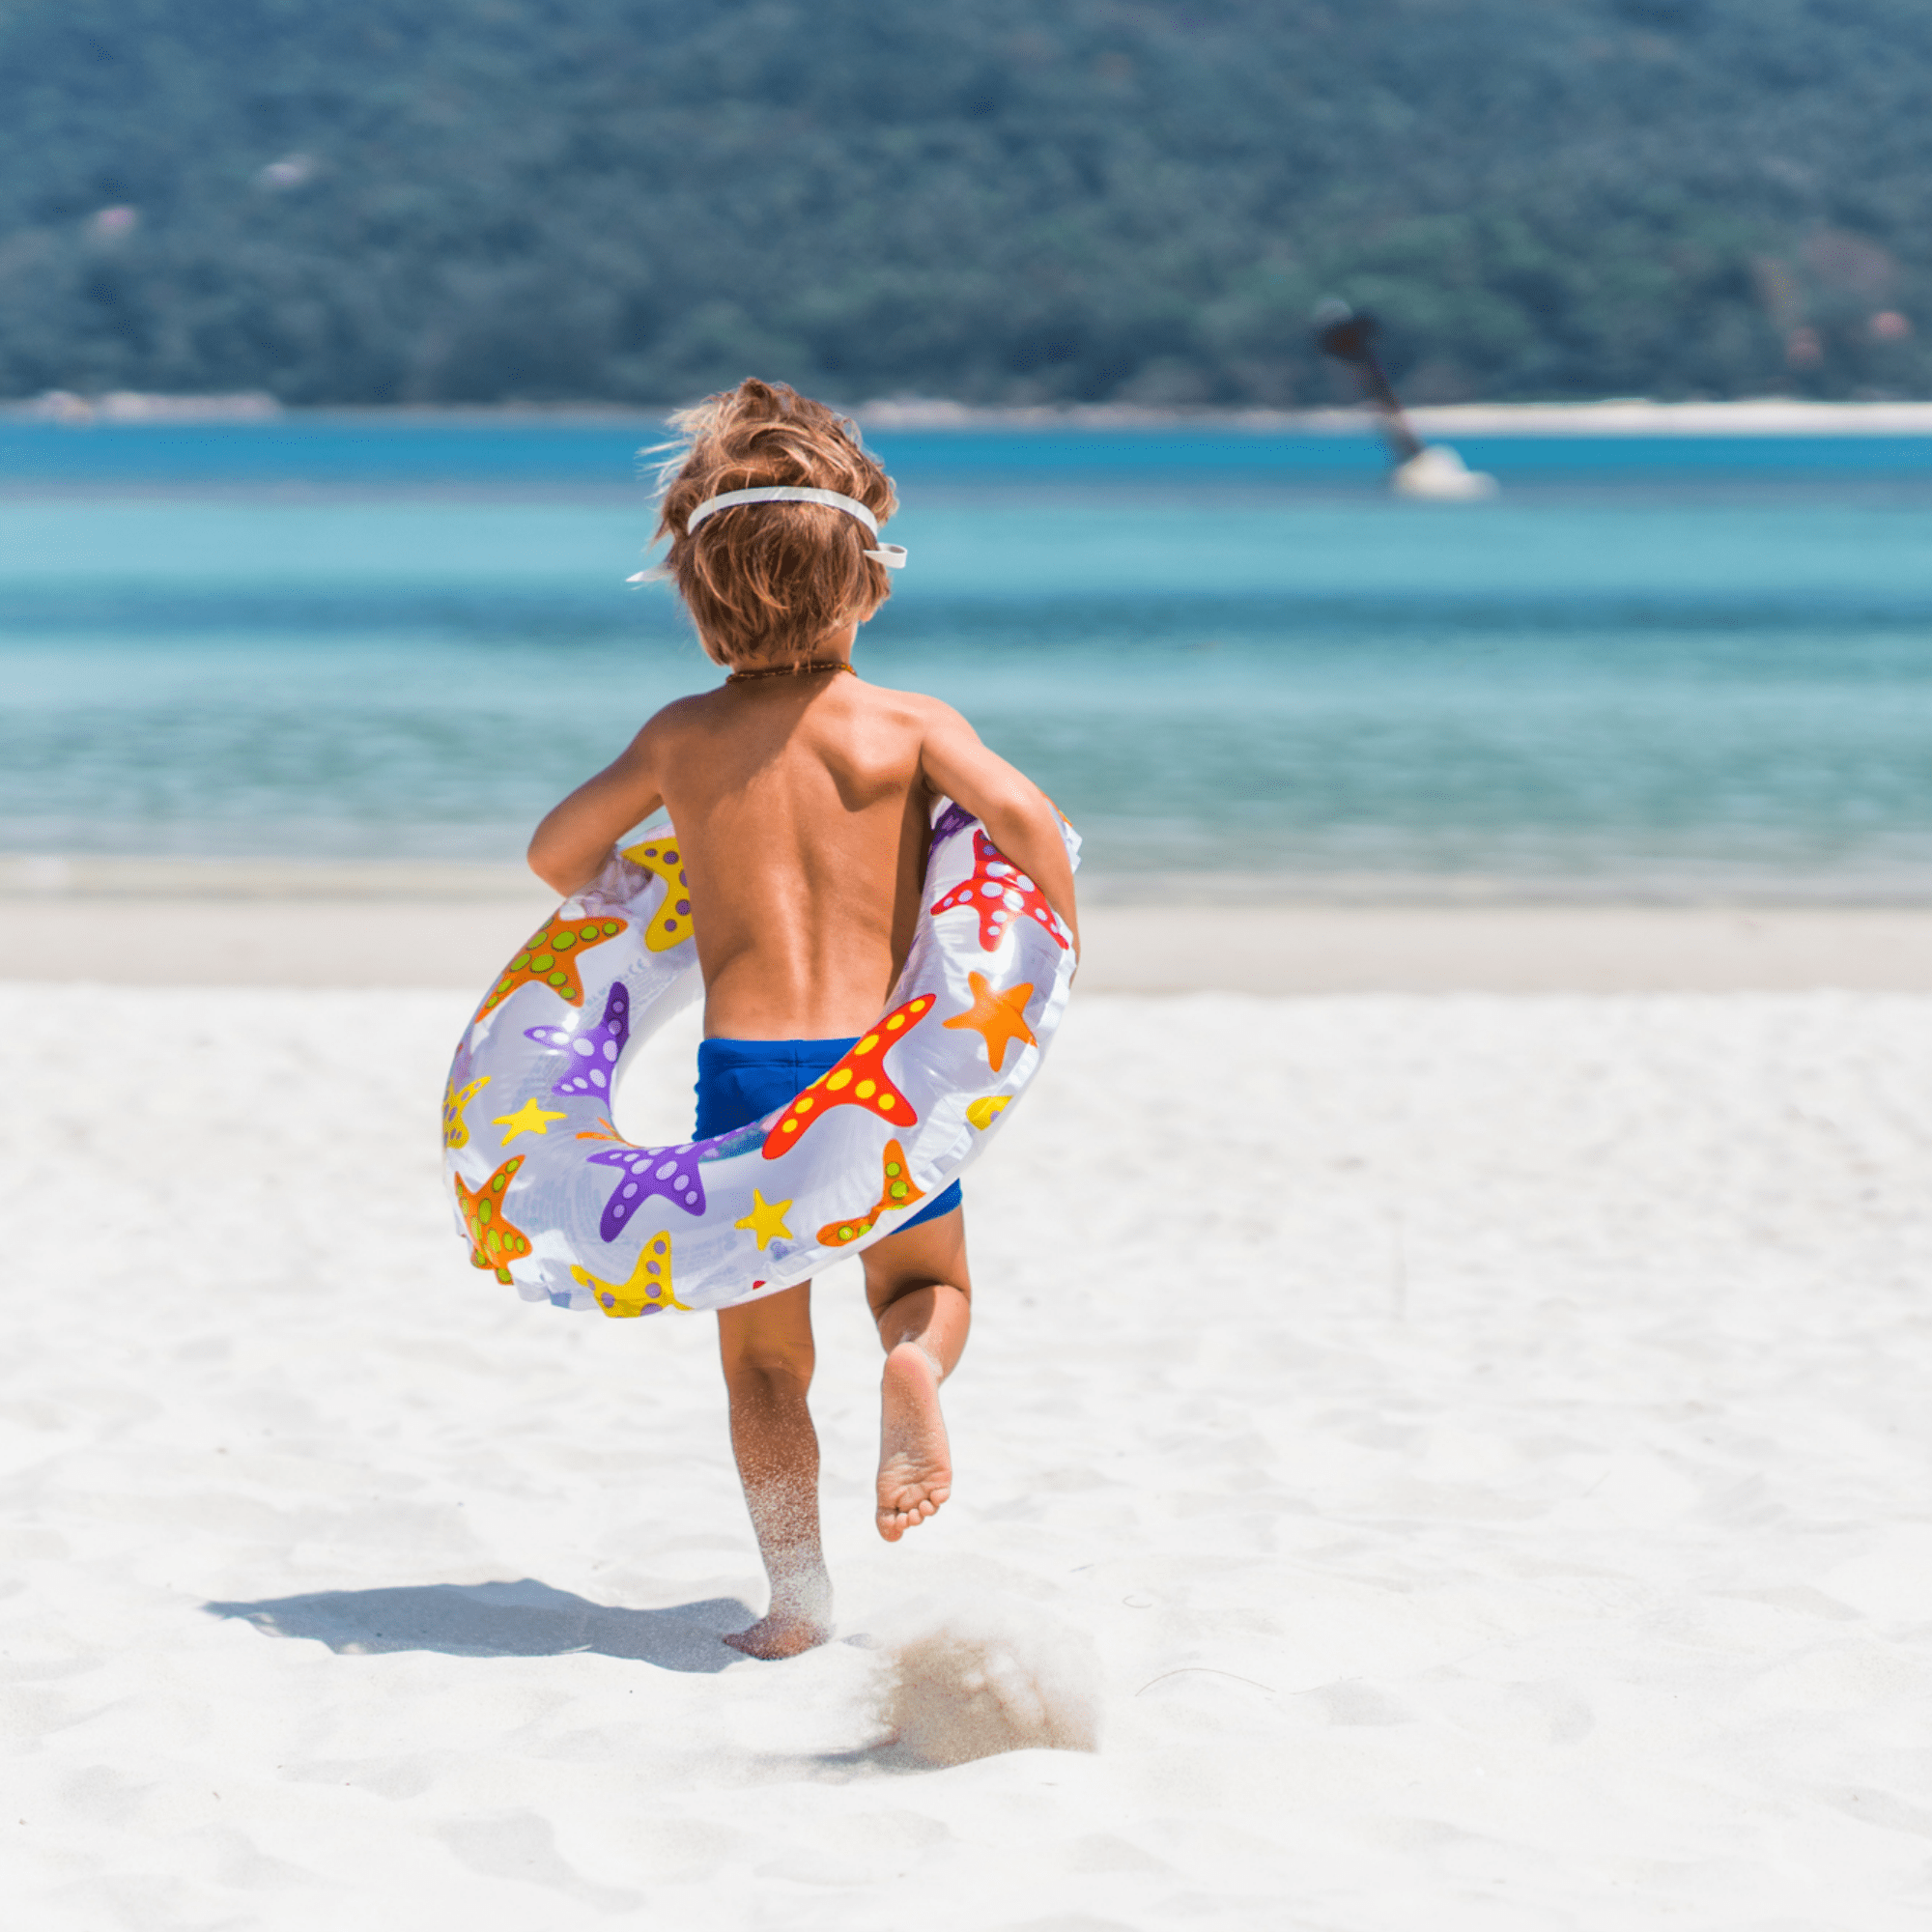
top-left (877, 1342), bottom-right (952, 1543)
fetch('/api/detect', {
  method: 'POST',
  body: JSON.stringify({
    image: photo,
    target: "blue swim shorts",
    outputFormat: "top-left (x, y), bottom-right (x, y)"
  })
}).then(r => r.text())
top-left (694, 1036), bottom-right (963, 1233)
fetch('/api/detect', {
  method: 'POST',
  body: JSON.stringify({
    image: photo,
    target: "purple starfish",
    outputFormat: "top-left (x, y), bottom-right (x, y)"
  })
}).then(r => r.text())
top-left (587, 1138), bottom-right (712, 1238)
top-left (929, 802), bottom-right (975, 850)
top-left (584, 1120), bottom-right (761, 1241)
top-left (525, 981), bottom-right (630, 1101)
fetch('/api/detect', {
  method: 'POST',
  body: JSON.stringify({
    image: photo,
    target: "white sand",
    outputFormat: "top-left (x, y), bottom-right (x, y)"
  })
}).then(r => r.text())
top-left (8, 981), bottom-right (1932, 1928)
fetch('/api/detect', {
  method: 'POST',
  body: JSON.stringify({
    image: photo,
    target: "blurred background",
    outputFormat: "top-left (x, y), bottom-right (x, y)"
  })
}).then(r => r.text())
top-left (6, 0), bottom-right (1932, 899)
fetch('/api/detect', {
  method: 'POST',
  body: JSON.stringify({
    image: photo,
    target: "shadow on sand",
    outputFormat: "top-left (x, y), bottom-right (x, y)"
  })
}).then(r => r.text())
top-left (776, 1740), bottom-right (946, 1777)
top-left (204, 1579), bottom-right (756, 1673)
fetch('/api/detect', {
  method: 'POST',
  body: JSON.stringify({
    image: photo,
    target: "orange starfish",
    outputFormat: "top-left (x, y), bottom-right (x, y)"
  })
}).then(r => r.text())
top-left (942, 972), bottom-right (1037, 1072)
top-left (472, 915), bottom-right (628, 1022)
top-left (817, 1140), bottom-right (926, 1247)
top-left (454, 1156), bottom-right (532, 1283)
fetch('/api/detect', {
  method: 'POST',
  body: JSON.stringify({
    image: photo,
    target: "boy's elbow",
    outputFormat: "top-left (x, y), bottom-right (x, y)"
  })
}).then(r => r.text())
top-left (526, 830), bottom-right (579, 897)
top-left (979, 772), bottom-right (1051, 826)
top-left (1012, 781), bottom-right (1065, 841)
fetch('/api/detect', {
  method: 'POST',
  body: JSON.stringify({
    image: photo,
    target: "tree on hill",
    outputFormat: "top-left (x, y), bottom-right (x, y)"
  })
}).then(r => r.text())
top-left (0, 0), bottom-right (1927, 404)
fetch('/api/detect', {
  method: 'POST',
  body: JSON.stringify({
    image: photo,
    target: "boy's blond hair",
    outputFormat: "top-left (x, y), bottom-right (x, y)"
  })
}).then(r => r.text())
top-left (653, 379), bottom-right (898, 668)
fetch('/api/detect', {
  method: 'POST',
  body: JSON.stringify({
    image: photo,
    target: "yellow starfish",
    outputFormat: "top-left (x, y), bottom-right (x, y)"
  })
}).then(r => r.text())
top-left (966, 1094), bottom-right (1010, 1131)
top-left (942, 973), bottom-right (1037, 1072)
top-left (734, 1189), bottom-right (794, 1251)
top-left (571, 1231), bottom-right (684, 1318)
top-left (443, 1073), bottom-right (491, 1150)
top-left (620, 838), bottom-right (698, 952)
top-left (492, 1095), bottom-right (569, 1145)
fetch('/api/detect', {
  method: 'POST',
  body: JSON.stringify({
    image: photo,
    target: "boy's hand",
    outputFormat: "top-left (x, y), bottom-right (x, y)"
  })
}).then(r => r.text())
top-left (919, 702), bottom-right (1080, 960)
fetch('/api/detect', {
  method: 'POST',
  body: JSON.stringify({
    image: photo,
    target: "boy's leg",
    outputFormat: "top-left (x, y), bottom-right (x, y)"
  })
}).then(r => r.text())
top-left (862, 1209), bottom-right (972, 1543)
top-left (716, 1281), bottom-right (833, 1658)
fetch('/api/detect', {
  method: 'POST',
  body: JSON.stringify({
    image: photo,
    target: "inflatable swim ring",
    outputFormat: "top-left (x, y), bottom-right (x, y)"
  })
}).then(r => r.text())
top-left (442, 798), bottom-right (1079, 1317)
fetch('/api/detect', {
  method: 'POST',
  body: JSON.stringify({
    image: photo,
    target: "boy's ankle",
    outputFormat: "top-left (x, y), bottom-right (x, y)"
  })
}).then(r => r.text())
top-left (769, 1566), bottom-right (834, 1619)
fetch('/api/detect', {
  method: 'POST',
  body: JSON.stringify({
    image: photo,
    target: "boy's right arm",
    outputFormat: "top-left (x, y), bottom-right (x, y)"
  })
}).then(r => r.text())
top-left (526, 719), bottom-right (667, 896)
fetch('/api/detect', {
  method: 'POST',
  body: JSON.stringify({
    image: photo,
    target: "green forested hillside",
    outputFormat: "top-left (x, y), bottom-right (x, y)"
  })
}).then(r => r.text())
top-left (2, 0), bottom-right (1930, 405)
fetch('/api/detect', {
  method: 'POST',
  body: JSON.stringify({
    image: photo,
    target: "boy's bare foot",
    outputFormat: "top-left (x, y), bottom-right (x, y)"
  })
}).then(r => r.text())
top-left (722, 1608), bottom-right (833, 1660)
top-left (877, 1342), bottom-right (952, 1541)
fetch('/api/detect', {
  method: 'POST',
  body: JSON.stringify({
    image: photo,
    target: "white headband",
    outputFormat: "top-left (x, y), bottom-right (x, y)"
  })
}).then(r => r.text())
top-left (627, 485), bottom-right (906, 582)
top-left (690, 486), bottom-right (906, 567)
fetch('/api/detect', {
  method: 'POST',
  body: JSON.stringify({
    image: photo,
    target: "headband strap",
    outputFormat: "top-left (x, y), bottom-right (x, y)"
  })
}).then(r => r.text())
top-left (685, 486), bottom-right (906, 568)
top-left (627, 484), bottom-right (907, 582)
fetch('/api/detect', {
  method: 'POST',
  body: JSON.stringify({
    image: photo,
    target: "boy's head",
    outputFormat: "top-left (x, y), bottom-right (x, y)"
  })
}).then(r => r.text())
top-left (653, 380), bottom-right (898, 668)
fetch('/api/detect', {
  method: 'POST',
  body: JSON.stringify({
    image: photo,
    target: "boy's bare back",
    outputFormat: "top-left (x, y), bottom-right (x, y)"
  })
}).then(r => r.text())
top-left (642, 676), bottom-right (937, 1037)
top-left (529, 665), bottom-right (1075, 1040)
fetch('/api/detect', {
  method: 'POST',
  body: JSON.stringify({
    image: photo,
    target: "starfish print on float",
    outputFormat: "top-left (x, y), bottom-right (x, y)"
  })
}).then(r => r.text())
top-left (473, 916), bottom-right (627, 1022)
top-left (455, 1157), bottom-right (532, 1282)
top-left (929, 832), bottom-right (1071, 952)
top-left (761, 995), bottom-right (934, 1158)
top-left (571, 1231), bottom-right (682, 1317)
top-left (817, 1140), bottom-right (925, 1247)
top-left (928, 801), bottom-right (975, 849)
top-left (491, 1096), bottom-right (568, 1145)
top-left (526, 981), bottom-right (630, 1102)
top-left (583, 1122), bottom-right (760, 1239)
top-left (734, 1190), bottom-right (794, 1251)
top-left (943, 972), bottom-right (1037, 1072)
top-left (619, 838), bottom-right (698, 952)
top-left (443, 1071), bottom-right (490, 1150)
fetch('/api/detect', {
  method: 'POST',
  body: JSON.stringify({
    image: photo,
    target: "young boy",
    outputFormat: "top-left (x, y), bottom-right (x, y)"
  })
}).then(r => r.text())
top-left (526, 380), bottom-right (1079, 1660)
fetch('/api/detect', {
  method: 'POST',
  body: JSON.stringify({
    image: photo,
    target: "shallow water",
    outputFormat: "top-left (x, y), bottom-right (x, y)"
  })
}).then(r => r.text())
top-left (6, 416), bottom-right (1932, 894)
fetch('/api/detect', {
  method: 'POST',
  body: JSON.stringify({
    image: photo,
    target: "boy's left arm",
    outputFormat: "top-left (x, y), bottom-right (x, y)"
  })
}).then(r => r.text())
top-left (526, 723), bottom-right (665, 896)
top-left (917, 700), bottom-right (1080, 960)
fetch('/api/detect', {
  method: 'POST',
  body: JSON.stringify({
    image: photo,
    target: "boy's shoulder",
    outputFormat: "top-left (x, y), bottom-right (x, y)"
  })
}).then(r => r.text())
top-left (638, 688), bottom-right (724, 734)
top-left (848, 677), bottom-right (961, 726)
top-left (641, 677), bottom-right (961, 742)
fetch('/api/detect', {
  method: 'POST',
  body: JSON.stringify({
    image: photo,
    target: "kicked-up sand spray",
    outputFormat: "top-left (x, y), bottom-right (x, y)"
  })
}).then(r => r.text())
top-left (872, 1599), bottom-right (1101, 1766)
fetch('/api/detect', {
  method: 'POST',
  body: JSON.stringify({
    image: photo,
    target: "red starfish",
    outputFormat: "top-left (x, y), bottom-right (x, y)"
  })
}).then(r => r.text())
top-left (930, 831), bottom-right (1070, 952)
top-left (761, 994), bottom-right (934, 1158)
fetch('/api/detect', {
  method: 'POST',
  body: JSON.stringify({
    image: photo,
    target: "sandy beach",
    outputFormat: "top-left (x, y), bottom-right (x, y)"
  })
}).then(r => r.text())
top-left (6, 895), bottom-right (1932, 1928)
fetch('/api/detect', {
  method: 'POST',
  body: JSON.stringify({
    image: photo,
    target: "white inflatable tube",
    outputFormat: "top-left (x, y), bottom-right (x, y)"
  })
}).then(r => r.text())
top-left (442, 798), bottom-right (1079, 1317)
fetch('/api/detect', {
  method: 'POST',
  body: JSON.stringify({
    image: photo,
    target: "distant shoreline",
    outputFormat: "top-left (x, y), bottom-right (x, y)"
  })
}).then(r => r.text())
top-left (15, 391), bottom-right (1932, 437)
top-left (860, 397), bottom-right (1932, 438)
top-left (14, 887), bottom-right (1932, 992)
top-left (13, 852), bottom-right (1932, 911)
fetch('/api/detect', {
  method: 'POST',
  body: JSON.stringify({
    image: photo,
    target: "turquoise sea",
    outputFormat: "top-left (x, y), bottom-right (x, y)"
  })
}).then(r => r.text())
top-left (7, 413), bottom-right (1932, 897)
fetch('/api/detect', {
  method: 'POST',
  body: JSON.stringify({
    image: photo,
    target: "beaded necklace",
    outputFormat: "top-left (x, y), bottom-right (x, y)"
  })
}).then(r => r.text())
top-left (724, 659), bottom-right (856, 685)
